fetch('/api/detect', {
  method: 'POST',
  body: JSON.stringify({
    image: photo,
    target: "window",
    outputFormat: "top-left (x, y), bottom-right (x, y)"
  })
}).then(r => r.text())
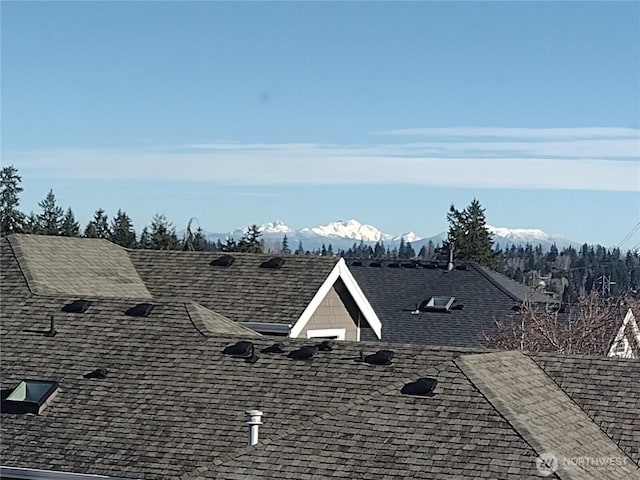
top-left (613, 338), bottom-right (630, 357)
top-left (306, 328), bottom-right (346, 340)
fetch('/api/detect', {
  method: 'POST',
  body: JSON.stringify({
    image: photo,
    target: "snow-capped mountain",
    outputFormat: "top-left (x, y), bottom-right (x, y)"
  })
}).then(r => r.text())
top-left (487, 225), bottom-right (579, 250)
top-left (300, 219), bottom-right (398, 243)
top-left (206, 219), bottom-right (578, 252)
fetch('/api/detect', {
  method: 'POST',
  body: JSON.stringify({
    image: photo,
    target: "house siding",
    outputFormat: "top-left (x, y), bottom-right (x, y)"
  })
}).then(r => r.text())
top-left (299, 280), bottom-right (362, 341)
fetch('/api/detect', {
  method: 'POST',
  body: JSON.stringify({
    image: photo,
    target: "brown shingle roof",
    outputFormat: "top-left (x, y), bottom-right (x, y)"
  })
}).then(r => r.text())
top-left (7, 234), bottom-right (152, 299)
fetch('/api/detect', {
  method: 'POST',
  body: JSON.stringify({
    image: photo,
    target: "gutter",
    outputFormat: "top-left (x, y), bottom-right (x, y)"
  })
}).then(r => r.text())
top-left (0, 466), bottom-right (140, 480)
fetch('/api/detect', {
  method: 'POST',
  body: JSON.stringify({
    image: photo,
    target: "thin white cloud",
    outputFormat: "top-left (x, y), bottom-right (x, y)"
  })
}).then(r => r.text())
top-left (6, 141), bottom-right (639, 191)
top-left (379, 127), bottom-right (640, 140)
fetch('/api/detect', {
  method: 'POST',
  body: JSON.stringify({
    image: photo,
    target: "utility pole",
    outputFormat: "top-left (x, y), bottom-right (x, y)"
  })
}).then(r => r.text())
top-left (596, 275), bottom-right (616, 296)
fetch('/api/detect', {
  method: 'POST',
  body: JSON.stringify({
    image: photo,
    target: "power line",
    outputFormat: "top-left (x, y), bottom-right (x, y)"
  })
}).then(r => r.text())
top-left (616, 222), bottom-right (640, 248)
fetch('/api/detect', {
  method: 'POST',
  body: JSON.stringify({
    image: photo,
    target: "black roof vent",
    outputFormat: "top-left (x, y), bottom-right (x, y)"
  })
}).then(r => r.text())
top-left (450, 303), bottom-right (464, 311)
top-left (261, 343), bottom-right (286, 354)
top-left (62, 299), bottom-right (91, 313)
top-left (387, 262), bottom-right (401, 268)
top-left (317, 340), bottom-right (334, 351)
top-left (455, 263), bottom-right (468, 271)
top-left (401, 377), bottom-right (438, 396)
top-left (350, 261), bottom-right (363, 267)
top-left (288, 345), bottom-right (318, 360)
top-left (1, 380), bottom-right (59, 415)
top-left (125, 303), bottom-right (154, 317)
top-left (223, 341), bottom-right (258, 363)
top-left (402, 262), bottom-right (418, 268)
top-left (84, 368), bottom-right (109, 379)
top-left (210, 254), bottom-right (235, 267)
top-left (369, 261), bottom-right (383, 268)
top-left (423, 262), bottom-right (438, 269)
top-left (363, 349), bottom-right (394, 365)
top-left (260, 257), bottom-right (285, 269)
top-left (223, 341), bottom-right (254, 357)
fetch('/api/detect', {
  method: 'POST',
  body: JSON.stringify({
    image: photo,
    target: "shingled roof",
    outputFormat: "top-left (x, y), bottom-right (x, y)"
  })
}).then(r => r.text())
top-left (128, 249), bottom-right (342, 325)
top-left (7, 234), bottom-right (152, 299)
top-left (0, 236), bottom-right (256, 340)
top-left (2, 235), bottom-right (381, 337)
top-left (349, 261), bottom-right (549, 346)
top-left (2, 297), bottom-right (639, 479)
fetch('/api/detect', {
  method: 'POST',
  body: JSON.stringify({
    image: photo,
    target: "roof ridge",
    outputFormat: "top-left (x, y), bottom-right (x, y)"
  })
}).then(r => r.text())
top-left (456, 351), bottom-right (640, 478)
top-left (5, 235), bottom-right (35, 296)
top-left (468, 262), bottom-right (522, 303)
top-left (528, 352), bottom-right (640, 469)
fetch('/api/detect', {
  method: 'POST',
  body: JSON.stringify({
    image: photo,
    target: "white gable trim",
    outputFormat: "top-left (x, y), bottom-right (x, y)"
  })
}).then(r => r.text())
top-left (608, 308), bottom-right (640, 358)
top-left (290, 258), bottom-right (382, 339)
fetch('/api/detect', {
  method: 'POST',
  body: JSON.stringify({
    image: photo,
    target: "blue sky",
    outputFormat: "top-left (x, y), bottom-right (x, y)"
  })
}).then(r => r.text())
top-left (2, 1), bottom-right (639, 247)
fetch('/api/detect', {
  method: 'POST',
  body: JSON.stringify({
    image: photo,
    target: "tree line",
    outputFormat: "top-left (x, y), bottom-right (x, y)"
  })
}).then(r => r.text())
top-left (2, 165), bottom-right (638, 301)
top-left (0, 165), bottom-right (263, 253)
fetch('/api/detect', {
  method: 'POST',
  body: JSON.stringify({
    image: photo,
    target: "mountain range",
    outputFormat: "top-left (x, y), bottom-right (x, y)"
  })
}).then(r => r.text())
top-left (204, 219), bottom-right (581, 252)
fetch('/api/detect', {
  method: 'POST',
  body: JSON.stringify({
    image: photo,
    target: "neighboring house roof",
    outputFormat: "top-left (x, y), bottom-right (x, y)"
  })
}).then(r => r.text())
top-left (128, 249), bottom-right (381, 336)
top-left (128, 249), bottom-right (340, 324)
top-left (1, 308), bottom-right (639, 479)
top-left (473, 263), bottom-right (557, 304)
top-left (1, 235), bottom-right (381, 338)
top-left (350, 261), bottom-right (536, 346)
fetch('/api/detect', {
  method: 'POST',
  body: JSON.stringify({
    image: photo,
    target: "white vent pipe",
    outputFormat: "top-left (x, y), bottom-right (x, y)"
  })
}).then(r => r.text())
top-left (245, 409), bottom-right (263, 446)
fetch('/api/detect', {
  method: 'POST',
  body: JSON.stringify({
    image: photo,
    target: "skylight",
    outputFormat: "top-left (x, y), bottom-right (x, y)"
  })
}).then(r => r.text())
top-left (419, 296), bottom-right (455, 312)
top-left (2, 380), bottom-right (59, 414)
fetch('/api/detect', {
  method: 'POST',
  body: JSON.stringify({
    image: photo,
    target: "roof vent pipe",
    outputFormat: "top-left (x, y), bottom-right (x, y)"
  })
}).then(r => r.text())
top-left (245, 409), bottom-right (263, 446)
top-left (447, 242), bottom-right (454, 271)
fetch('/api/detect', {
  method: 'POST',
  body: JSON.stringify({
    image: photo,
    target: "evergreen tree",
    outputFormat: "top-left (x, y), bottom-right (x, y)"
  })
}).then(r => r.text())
top-left (321, 244), bottom-right (327, 256)
top-left (398, 238), bottom-right (407, 259)
top-left (373, 241), bottom-right (385, 259)
top-left (84, 208), bottom-right (111, 239)
top-left (295, 241), bottom-right (304, 255)
top-left (61, 208), bottom-right (80, 237)
top-left (23, 212), bottom-right (39, 234)
top-left (281, 235), bottom-right (291, 254)
top-left (110, 209), bottom-right (136, 247)
top-left (237, 224), bottom-right (263, 253)
top-left (138, 227), bottom-right (151, 249)
top-left (192, 227), bottom-right (209, 251)
top-left (405, 241), bottom-right (416, 258)
top-left (37, 189), bottom-right (64, 235)
top-left (0, 165), bottom-right (25, 236)
top-left (222, 237), bottom-right (238, 252)
top-left (446, 199), bottom-right (496, 267)
top-left (149, 213), bottom-right (180, 250)
top-left (327, 243), bottom-right (334, 256)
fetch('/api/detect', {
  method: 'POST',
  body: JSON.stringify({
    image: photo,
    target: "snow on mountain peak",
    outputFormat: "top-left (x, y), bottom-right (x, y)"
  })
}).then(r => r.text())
top-left (301, 219), bottom-right (385, 242)
top-left (487, 225), bottom-right (550, 241)
top-left (259, 220), bottom-right (294, 234)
